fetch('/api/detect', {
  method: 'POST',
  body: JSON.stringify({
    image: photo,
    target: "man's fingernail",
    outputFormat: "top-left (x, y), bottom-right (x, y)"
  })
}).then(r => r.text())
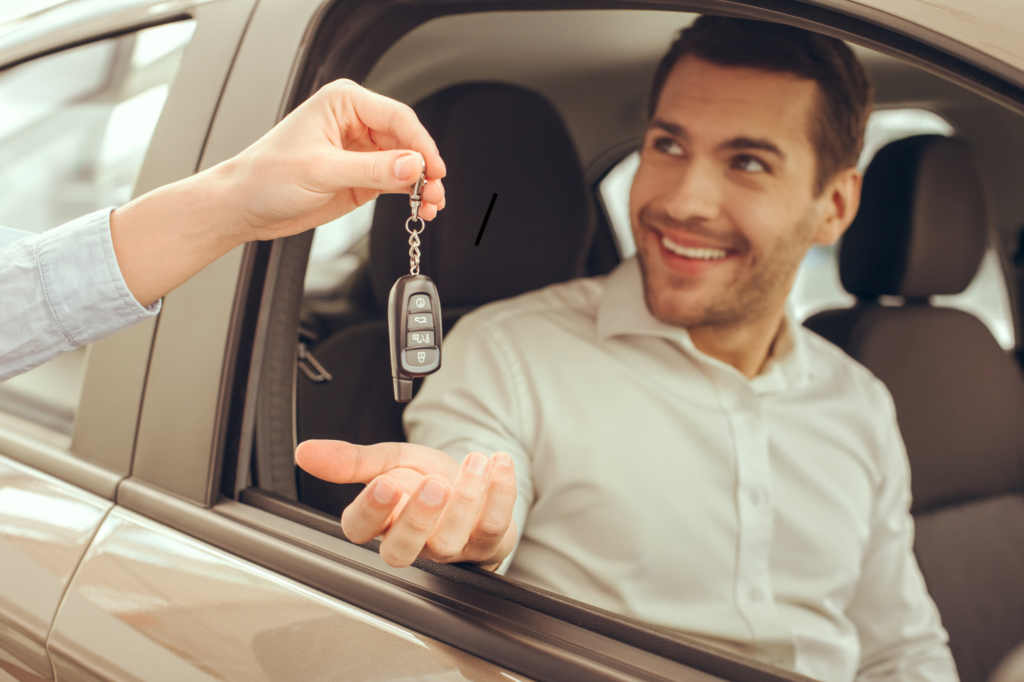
top-left (494, 452), bottom-right (512, 467)
top-left (373, 479), bottom-right (398, 504)
top-left (394, 154), bottom-right (420, 181)
top-left (466, 452), bottom-right (487, 475)
top-left (419, 479), bottom-right (446, 506)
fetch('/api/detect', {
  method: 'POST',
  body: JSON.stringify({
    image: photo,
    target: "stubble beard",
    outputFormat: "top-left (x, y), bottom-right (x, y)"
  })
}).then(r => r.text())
top-left (635, 205), bottom-right (818, 330)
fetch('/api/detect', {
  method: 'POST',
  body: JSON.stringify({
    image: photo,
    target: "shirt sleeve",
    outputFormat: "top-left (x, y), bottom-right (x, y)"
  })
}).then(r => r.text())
top-left (0, 208), bottom-right (161, 383)
top-left (402, 310), bottom-right (534, 573)
top-left (847, 388), bottom-right (959, 682)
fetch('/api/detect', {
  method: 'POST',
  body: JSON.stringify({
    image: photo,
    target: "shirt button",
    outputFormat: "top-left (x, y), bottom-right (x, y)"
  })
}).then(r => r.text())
top-left (749, 488), bottom-right (767, 507)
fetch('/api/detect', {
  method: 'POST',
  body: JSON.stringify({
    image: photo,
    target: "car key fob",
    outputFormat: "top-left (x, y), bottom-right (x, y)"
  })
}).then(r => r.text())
top-left (389, 274), bottom-right (443, 402)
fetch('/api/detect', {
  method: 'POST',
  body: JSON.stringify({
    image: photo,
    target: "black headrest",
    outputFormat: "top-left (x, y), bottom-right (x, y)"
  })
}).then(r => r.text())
top-left (840, 135), bottom-right (989, 300)
top-left (370, 82), bottom-right (591, 308)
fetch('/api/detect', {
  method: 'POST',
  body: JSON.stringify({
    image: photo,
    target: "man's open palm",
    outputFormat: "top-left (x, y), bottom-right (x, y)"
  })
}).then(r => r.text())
top-left (295, 441), bottom-right (517, 569)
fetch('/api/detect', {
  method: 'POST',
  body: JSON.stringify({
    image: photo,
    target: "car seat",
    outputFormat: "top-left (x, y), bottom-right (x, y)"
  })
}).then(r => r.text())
top-left (804, 135), bottom-right (1024, 682)
top-left (295, 82), bottom-right (593, 516)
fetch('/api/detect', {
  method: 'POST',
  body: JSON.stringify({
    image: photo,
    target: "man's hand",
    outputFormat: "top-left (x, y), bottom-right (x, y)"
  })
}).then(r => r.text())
top-left (295, 440), bottom-right (517, 570)
top-left (110, 79), bottom-right (445, 306)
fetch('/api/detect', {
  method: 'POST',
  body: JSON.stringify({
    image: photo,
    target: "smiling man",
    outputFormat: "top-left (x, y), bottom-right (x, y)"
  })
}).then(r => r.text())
top-left (296, 17), bottom-right (958, 682)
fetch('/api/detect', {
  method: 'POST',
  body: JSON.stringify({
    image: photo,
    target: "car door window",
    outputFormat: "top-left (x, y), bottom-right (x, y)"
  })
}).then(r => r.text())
top-left (0, 20), bottom-right (196, 436)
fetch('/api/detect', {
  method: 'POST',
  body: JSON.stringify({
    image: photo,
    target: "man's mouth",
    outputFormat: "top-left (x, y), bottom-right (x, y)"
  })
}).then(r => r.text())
top-left (659, 234), bottom-right (728, 261)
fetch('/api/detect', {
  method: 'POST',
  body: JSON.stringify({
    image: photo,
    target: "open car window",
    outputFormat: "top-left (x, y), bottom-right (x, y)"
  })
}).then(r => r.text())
top-left (223, 6), bottom-right (1024, 682)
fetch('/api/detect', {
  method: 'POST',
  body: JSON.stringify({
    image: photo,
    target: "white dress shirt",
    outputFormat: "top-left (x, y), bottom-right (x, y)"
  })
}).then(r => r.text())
top-left (404, 257), bottom-right (958, 682)
top-left (0, 208), bottom-right (160, 382)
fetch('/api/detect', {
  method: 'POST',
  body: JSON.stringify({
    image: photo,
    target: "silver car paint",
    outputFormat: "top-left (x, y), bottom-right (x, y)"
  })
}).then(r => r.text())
top-left (0, 455), bottom-right (111, 680)
top-left (47, 507), bottom-right (531, 681)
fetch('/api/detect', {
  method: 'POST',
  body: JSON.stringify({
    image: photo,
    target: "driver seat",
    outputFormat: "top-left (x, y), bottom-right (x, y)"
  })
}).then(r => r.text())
top-left (805, 134), bottom-right (1024, 682)
top-left (295, 82), bottom-right (593, 516)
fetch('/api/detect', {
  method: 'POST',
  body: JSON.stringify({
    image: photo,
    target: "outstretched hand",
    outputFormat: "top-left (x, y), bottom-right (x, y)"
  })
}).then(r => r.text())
top-left (295, 441), bottom-right (517, 570)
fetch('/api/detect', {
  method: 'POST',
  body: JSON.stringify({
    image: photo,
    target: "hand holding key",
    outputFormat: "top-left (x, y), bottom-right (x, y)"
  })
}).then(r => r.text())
top-left (295, 440), bottom-right (518, 569)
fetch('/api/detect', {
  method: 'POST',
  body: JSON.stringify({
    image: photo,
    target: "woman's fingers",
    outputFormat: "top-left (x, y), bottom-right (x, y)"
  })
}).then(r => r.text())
top-left (378, 476), bottom-right (451, 567)
top-left (325, 79), bottom-right (445, 180)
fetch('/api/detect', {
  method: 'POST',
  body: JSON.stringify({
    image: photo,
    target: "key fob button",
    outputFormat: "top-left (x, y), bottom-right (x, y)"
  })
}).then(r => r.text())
top-left (407, 331), bottom-right (434, 348)
top-left (407, 312), bottom-right (434, 331)
top-left (405, 348), bottom-right (438, 367)
top-left (409, 294), bottom-right (431, 312)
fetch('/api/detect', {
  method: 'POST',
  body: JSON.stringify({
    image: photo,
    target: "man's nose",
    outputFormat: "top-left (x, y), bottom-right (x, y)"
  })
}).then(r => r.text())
top-left (663, 158), bottom-right (722, 223)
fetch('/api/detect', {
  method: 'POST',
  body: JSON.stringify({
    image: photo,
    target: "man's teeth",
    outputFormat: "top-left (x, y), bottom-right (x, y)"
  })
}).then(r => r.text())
top-left (661, 235), bottom-right (727, 260)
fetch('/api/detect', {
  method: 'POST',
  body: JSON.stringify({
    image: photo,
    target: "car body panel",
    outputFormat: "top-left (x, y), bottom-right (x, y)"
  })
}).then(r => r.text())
top-left (46, 506), bottom-right (535, 682)
top-left (73, 0), bottom-right (259, 478)
top-left (0, 454), bottom-right (112, 681)
top-left (840, 0), bottom-right (1024, 77)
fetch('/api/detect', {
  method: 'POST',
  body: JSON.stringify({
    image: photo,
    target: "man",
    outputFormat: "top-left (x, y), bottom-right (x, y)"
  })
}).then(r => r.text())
top-left (296, 17), bottom-right (958, 681)
top-left (1, 80), bottom-right (445, 381)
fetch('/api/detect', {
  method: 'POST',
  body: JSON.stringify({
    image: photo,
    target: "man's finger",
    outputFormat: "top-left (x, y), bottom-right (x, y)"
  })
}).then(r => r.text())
top-left (341, 477), bottom-right (403, 544)
top-left (464, 452), bottom-right (517, 563)
top-left (295, 440), bottom-right (459, 485)
top-left (379, 476), bottom-right (450, 567)
top-left (422, 452), bottom-right (490, 562)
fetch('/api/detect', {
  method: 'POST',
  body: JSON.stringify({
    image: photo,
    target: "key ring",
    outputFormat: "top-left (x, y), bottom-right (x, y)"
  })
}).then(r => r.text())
top-left (405, 163), bottom-right (427, 275)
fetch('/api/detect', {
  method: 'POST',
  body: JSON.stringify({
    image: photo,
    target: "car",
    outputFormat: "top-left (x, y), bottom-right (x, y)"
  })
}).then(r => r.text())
top-left (1, 0), bottom-right (1022, 681)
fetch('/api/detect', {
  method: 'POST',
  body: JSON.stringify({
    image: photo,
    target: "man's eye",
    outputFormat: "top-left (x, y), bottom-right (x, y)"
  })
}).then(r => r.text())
top-left (733, 155), bottom-right (769, 173)
top-left (653, 137), bottom-right (684, 156)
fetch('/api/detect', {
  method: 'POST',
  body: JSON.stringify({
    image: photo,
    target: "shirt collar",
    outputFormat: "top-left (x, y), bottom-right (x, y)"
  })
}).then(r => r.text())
top-left (596, 257), bottom-right (813, 392)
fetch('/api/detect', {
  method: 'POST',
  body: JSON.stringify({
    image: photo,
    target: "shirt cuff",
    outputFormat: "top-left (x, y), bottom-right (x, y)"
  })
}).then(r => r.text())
top-left (37, 207), bottom-right (161, 347)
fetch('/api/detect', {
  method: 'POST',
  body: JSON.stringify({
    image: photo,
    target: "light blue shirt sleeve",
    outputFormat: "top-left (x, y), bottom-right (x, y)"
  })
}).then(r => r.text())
top-left (0, 208), bottom-right (161, 382)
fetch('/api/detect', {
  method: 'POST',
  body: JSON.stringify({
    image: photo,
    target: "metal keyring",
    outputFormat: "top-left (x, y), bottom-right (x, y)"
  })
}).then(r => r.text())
top-left (405, 167), bottom-right (428, 275)
top-left (405, 215), bottom-right (425, 234)
top-left (406, 216), bottom-right (424, 275)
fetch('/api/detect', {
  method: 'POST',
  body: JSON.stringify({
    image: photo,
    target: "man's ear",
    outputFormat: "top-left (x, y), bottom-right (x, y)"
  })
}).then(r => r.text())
top-left (813, 167), bottom-right (862, 246)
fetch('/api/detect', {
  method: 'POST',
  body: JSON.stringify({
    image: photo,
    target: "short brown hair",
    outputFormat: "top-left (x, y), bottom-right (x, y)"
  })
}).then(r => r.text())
top-left (648, 16), bottom-right (872, 194)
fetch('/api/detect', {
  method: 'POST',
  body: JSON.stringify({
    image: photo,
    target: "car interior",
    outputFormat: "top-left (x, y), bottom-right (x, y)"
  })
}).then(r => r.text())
top-left (236, 8), bottom-right (1024, 682)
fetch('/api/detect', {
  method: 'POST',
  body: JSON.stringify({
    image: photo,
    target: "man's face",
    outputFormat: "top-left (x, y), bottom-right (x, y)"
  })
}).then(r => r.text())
top-left (630, 56), bottom-right (844, 329)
